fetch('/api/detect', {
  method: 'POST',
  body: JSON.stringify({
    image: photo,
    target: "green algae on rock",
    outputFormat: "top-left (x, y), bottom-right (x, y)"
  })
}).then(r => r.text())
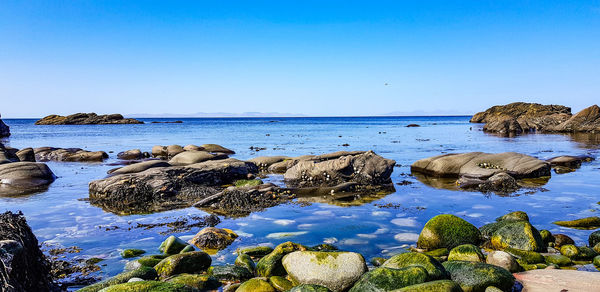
top-left (423, 248), bottom-right (449, 257)
top-left (417, 214), bottom-right (482, 250)
top-left (503, 248), bottom-right (544, 264)
top-left (235, 253), bottom-right (256, 273)
top-left (188, 227), bottom-right (238, 251)
top-left (208, 265), bottom-right (253, 281)
top-left (496, 211), bottom-right (529, 222)
top-left (97, 280), bottom-right (195, 292)
top-left (486, 220), bottom-right (545, 252)
top-left (553, 216), bottom-right (600, 229)
top-left (237, 246), bottom-right (274, 257)
top-left (165, 274), bottom-right (221, 290)
top-left (159, 236), bottom-right (188, 255)
top-left (256, 241), bottom-right (307, 277)
top-left (79, 266), bottom-right (158, 292)
top-left (381, 252), bottom-right (449, 281)
top-left (544, 254), bottom-right (572, 266)
top-left (370, 257), bottom-right (387, 266)
top-left (392, 280), bottom-right (463, 292)
top-left (234, 179), bottom-right (263, 187)
top-left (348, 266), bottom-right (428, 292)
top-left (447, 244), bottom-right (485, 262)
top-left (269, 276), bottom-right (294, 291)
top-left (442, 261), bottom-right (515, 292)
top-left (236, 278), bottom-right (276, 292)
top-left (121, 249), bottom-right (146, 259)
top-left (589, 230), bottom-right (600, 247)
top-left (125, 255), bottom-right (167, 271)
top-left (539, 229), bottom-right (554, 245)
top-left (594, 255), bottom-right (600, 267)
top-left (289, 284), bottom-right (332, 292)
top-left (154, 251), bottom-right (211, 279)
top-left (282, 251), bottom-right (367, 292)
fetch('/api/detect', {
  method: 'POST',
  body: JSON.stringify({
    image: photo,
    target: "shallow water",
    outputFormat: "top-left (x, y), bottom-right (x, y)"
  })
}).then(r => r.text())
top-left (2, 117), bottom-right (600, 286)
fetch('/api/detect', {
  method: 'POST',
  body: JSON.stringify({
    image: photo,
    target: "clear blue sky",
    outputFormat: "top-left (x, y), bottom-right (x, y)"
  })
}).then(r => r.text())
top-left (1, 1), bottom-right (599, 118)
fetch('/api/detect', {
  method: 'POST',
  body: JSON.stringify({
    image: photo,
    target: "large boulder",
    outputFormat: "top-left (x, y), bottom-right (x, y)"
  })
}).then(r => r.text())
top-left (78, 266), bottom-right (158, 292)
top-left (480, 219), bottom-right (545, 252)
top-left (417, 214), bottom-right (482, 251)
top-left (411, 152), bottom-right (550, 179)
top-left (282, 251), bottom-right (367, 292)
top-left (34, 147), bottom-right (108, 162)
top-left (0, 211), bottom-right (57, 292)
top-left (349, 266), bottom-right (428, 292)
top-left (0, 162), bottom-right (55, 196)
top-left (89, 158), bottom-right (257, 214)
top-left (201, 144), bottom-right (235, 154)
top-left (442, 261), bottom-right (515, 292)
top-left (284, 151), bottom-right (395, 188)
top-left (0, 115), bottom-right (9, 137)
top-left (256, 242), bottom-right (307, 277)
top-left (470, 102), bottom-right (572, 134)
top-left (35, 113), bottom-right (143, 125)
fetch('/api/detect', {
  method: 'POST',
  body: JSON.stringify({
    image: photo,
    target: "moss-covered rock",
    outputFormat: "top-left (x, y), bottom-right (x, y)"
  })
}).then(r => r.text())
top-left (577, 246), bottom-right (598, 260)
top-left (348, 266), bottom-right (428, 292)
top-left (154, 251), bottom-right (211, 279)
top-left (423, 248), bottom-right (449, 257)
top-left (544, 254), bottom-right (572, 266)
top-left (539, 230), bottom-right (554, 245)
top-left (442, 261), bottom-right (515, 292)
top-left (590, 230), bottom-right (600, 247)
top-left (370, 257), bottom-right (387, 266)
top-left (554, 234), bottom-right (575, 247)
top-left (237, 246), bottom-right (274, 257)
top-left (79, 267), bottom-right (158, 292)
top-left (382, 252), bottom-right (448, 280)
top-left (392, 280), bottom-right (463, 292)
top-left (560, 244), bottom-right (579, 258)
top-left (125, 255), bottom-right (167, 271)
top-left (165, 274), bottom-right (221, 290)
top-left (496, 211), bottom-right (529, 222)
top-left (121, 249), bottom-right (146, 259)
top-left (289, 284), bottom-right (331, 292)
top-left (417, 214), bottom-right (482, 250)
top-left (256, 241), bottom-right (307, 277)
top-left (447, 244), bottom-right (484, 262)
top-left (594, 243), bottom-right (600, 254)
top-left (188, 227), bottom-right (238, 251)
top-left (97, 281), bottom-right (195, 292)
top-left (235, 253), bottom-right (256, 273)
top-left (235, 179), bottom-right (263, 187)
top-left (282, 251), bottom-right (367, 292)
top-left (553, 217), bottom-right (600, 229)
top-left (236, 278), bottom-right (276, 292)
top-left (208, 265), bottom-right (253, 281)
top-left (504, 248), bottom-right (544, 264)
top-left (159, 236), bottom-right (188, 255)
top-left (594, 255), bottom-right (600, 267)
top-left (485, 220), bottom-right (545, 252)
top-left (179, 245), bottom-right (195, 253)
top-left (269, 276), bottom-right (294, 291)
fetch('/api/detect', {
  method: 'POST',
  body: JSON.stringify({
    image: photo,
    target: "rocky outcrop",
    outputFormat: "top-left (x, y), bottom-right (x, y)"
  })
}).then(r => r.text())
top-left (35, 113), bottom-right (143, 125)
top-left (284, 151), bottom-right (395, 189)
top-left (0, 162), bottom-right (56, 196)
top-left (471, 103), bottom-right (600, 135)
top-left (89, 158), bottom-right (257, 214)
top-left (0, 114), bottom-right (9, 137)
top-left (0, 211), bottom-right (57, 292)
top-left (34, 147), bottom-right (108, 162)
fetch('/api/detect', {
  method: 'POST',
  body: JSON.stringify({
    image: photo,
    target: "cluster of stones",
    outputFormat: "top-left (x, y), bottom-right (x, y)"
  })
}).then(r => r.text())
top-left (471, 102), bottom-right (600, 135)
top-left (76, 211), bottom-right (600, 292)
top-left (35, 113), bottom-right (143, 125)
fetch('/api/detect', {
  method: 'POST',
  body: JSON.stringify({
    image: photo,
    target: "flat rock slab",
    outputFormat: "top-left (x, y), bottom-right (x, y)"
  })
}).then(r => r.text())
top-left (514, 269), bottom-right (600, 292)
top-left (411, 152), bottom-right (550, 179)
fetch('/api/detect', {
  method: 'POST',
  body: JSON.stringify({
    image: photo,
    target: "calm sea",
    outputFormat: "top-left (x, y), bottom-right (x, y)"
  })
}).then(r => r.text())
top-left (2, 116), bottom-right (600, 284)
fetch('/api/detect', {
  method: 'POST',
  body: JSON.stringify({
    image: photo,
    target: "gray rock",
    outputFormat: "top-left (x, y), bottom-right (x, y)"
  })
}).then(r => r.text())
top-left (107, 160), bottom-right (170, 175)
top-left (117, 149), bottom-right (143, 160)
top-left (0, 162), bottom-right (55, 196)
top-left (0, 116), bottom-right (9, 137)
top-left (169, 151), bottom-right (226, 166)
top-left (34, 147), bottom-right (108, 162)
top-left (486, 251), bottom-right (520, 273)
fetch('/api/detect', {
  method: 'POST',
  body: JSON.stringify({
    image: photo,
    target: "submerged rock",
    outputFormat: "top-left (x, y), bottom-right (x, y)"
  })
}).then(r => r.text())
top-left (417, 214), bottom-right (482, 251)
top-left (282, 251), bottom-right (367, 292)
top-left (188, 227), bottom-right (238, 251)
top-left (442, 261), bottom-right (515, 292)
top-left (349, 266), bottom-right (428, 292)
top-left (0, 211), bottom-right (56, 292)
top-left (0, 162), bottom-right (56, 196)
top-left (34, 147), bottom-right (108, 162)
top-left (284, 151), bottom-right (395, 189)
top-left (117, 149), bottom-right (144, 160)
top-left (35, 113), bottom-right (143, 125)
top-left (121, 249), bottom-right (145, 258)
top-left (457, 172), bottom-right (520, 194)
top-left (547, 155), bottom-right (594, 169)
top-left (553, 216), bottom-right (600, 229)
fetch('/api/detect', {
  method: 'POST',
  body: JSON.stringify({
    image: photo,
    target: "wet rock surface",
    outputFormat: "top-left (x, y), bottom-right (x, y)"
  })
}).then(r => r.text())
top-left (0, 161), bottom-right (56, 196)
top-left (34, 147), bottom-right (108, 162)
top-left (35, 113), bottom-right (143, 125)
top-left (0, 211), bottom-right (57, 292)
top-left (0, 115), bottom-right (9, 137)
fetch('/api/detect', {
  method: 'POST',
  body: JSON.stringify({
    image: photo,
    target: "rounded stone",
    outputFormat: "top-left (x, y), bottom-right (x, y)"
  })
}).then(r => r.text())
top-left (417, 214), bottom-right (482, 251)
top-left (447, 244), bottom-right (485, 262)
top-left (382, 252), bottom-right (449, 280)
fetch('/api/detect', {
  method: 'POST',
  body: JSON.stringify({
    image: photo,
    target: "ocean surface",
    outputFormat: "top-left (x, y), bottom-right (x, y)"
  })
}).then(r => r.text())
top-left (2, 116), bottom-right (600, 286)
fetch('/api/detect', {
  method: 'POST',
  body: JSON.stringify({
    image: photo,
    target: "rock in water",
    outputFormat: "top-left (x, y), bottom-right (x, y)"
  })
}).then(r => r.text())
top-left (395, 280), bottom-right (463, 292)
top-left (411, 152), bottom-right (550, 179)
top-left (0, 211), bottom-right (56, 291)
top-left (514, 269), bottom-right (600, 292)
top-left (97, 281), bottom-right (195, 292)
top-left (34, 147), bottom-right (108, 162)
top-left (417, 214), bottom-right (482, 250)
top-left (481, 220), bottom-right (545, 252)
top-left (442, 261), bottom-right (515, 292)
top-left (188, 227), bottom-right (238, 251)
top-left (154, 251), bottom-right (212, 279)
top-left (282, 251), bottom-right (367, 292)
top-left (549, 104), bottom-right (600, 132)
top-left (447, 244), bottom-right (485, 262)
top-left (349, 266), bottom-right (428, 292)
top-left (0, 115), bottom-right (9, 137)
top-left (553, 216), bottom-right (600, 229)
top-left (35, 113), bottom-right (143, 125)
top-left (256, 242), bottom-right (307, 277)
top-left (0, 162), bottom-right (56, 196)
top-left (117, 149), bottom-right (143, 160)
top-left (381, 252), bottom-right (448, 280)
top-left (284, 151), bottom-right (395, 189)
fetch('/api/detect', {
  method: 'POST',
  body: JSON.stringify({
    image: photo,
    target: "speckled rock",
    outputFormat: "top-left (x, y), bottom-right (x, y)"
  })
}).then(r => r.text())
top-left (208, 265), bottom-right (253, 281)
top-left (188, 227), bottom-right (238, 251)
